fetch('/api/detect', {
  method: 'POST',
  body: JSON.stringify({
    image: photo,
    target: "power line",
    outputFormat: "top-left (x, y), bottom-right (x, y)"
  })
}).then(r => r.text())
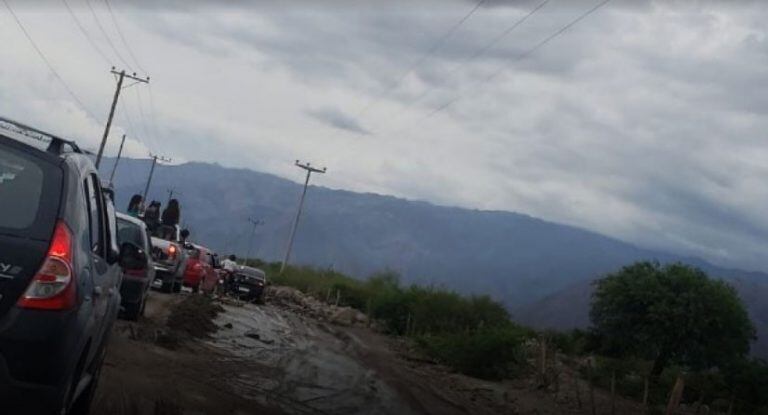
top-left (392, 0), bottom-right (612, 135)
top-left (62, 0), bottom-right (112, 66)
top-left (353, 0), bottom-right (488, 122)
top-left (132, 87), bottom-right (154, 148)
top-left (379, 0), bottom-right (551, 129)
top-left (103, 0), bottom-right (146, 74)
top-left (85, 0), bottom-right (133, 71)
top-left (1, 0), bottom-right (100, 121)
top-left (146, 84), bottom-right (162, 151)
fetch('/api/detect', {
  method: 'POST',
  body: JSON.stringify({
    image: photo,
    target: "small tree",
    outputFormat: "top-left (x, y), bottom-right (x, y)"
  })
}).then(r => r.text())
top-left (590, 262), bottom-right (755, 377)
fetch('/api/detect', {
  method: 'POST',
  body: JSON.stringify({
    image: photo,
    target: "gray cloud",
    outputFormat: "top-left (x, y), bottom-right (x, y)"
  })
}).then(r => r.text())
top-left (3, 0), bottom-right (768, 274)
top-left (307, 107), bottom-right (370, 135)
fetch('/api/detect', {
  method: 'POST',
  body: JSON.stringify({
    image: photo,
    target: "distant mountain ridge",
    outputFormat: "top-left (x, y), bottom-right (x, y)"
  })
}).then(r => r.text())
top-left (103, 158), bottom-right (768, 356)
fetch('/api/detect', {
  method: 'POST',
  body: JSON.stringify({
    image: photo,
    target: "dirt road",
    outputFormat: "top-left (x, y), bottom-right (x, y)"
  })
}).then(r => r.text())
top-left (91, 290), bottom-right (643, 415)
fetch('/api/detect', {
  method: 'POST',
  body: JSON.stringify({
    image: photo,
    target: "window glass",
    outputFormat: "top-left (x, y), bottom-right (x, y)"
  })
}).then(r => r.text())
top-left (0, 145), bottom-right (44, 229)
top-left (117, 218), bottom-right (144, 248)
top-left (84, 176), bottom-right (104, 257)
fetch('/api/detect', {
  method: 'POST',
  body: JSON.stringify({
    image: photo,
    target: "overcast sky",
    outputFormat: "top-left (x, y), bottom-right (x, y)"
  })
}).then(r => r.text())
top-left (2, 0), bottom-right (768, 272)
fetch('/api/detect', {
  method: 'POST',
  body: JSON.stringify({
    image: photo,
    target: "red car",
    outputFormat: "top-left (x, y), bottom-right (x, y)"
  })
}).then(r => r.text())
top-left (182, 245), bottom-right (217, 293)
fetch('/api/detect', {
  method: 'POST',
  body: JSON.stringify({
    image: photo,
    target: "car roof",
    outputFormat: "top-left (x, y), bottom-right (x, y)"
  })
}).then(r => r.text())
top-left (0, 116), bottom-right (87, 156)
top-left (116, 212), bottom-right (148, 228)
top-left (237, 266), bottom-right (266, 278)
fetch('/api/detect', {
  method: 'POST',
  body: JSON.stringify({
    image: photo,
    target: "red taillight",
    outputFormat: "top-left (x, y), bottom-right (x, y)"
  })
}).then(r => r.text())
top-left (125, 269), bottom-right (144, 277)
top-left (18, 221), bottom-right (77, 310)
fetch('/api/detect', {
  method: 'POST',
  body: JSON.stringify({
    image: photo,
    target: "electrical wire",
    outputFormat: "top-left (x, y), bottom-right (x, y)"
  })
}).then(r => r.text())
top-left (85, 0), bottom-right (133, 72)
top-left (379, 0), bottom-right (551, 128)
top-left (62, 0), bottom-right (112, 66)
top-left (352, 0), bottom-right (488, 122)
top-left (103, 0), bottom-right (146, 75)
top-left (1, 0), bottom-right (100, 121)
top-left (391, 0), bottom-right (612, 136)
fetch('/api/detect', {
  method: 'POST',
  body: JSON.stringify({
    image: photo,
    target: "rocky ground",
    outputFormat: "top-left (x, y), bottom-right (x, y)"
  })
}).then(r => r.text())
top-left (91, 286), bottom-right (652, 415)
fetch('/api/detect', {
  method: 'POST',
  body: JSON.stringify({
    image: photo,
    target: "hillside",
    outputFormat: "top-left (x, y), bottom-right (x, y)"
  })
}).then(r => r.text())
top-left (104, 158), bottom-right (768, 312)
top-left (514, 277), bottom-right (768, 359)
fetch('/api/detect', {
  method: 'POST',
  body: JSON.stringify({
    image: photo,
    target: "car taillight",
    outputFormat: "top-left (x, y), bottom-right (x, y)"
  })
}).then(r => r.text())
top-left (125, 269), bottom-right (144, 277)
top-left (18, 220), bottom-right (76, 310)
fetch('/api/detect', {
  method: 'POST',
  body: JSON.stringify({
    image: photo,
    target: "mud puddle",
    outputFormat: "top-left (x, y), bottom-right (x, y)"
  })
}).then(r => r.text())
top-left (208, 303), bottom-right (417, 415)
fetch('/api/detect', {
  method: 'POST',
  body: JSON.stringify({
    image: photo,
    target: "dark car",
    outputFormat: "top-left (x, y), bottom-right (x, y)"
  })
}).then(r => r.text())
top-left (0, 117), bottom-right (143, 414)
top-left (116, 212), bottom-right (155, 320)
top-left (229, 265), bottom-right (267, 304)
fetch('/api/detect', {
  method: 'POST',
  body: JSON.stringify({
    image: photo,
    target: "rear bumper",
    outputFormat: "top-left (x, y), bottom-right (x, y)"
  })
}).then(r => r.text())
top-left (0, 352), bottom-right (62, 413)
top-left (154, 268), bottom-right (180, 283)
top-left (0, 307), bottom-right (84, 413)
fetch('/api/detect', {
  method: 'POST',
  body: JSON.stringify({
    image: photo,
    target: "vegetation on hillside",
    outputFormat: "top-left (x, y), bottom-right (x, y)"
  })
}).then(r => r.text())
top-left (587, 262), bottom-right (765, 414)
top-left (252, 260), bottom-right (533, 380)
top-left (591, 262), bottom-right (755, 377)
top-left (245, 258), bottom-right (767, 413)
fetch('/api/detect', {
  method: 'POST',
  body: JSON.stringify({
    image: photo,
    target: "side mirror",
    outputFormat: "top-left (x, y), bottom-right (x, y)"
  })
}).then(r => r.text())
top-left (119, 242), bottom-right (147, 270)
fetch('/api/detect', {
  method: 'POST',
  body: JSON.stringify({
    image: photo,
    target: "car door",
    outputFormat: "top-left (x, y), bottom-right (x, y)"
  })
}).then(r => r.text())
top-left (83, 174), bottom-right (112, 345)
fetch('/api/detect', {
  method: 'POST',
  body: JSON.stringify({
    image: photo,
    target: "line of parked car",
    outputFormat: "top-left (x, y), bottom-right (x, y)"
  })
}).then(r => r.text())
top-left (0, 117), bottom-right (267, 414)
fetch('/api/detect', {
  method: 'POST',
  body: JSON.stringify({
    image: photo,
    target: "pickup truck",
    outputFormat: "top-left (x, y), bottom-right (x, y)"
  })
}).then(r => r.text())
top-left (150, 224), bottom-right (188, 293)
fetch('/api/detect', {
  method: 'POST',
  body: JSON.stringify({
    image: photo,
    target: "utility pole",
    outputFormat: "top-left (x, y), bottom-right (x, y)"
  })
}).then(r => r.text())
top-left (280, 160), bottom-right (326, 274)
top-left (243, 217), bottom-right (264, 266)
top-left (95, 67), bottom-right (149, 169)
top-left (108, 134), bottom-right (126, 185)
top-left (142, 153), bottom-right (171, 202)
top-left (166, 188), bottom-right (182, 205)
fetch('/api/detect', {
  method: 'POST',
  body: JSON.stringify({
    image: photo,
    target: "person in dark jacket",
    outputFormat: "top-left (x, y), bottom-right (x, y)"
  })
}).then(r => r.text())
top-left (162, 199), bottom-right (181, 227)
top-left (127, 194), bottom-right (143, 217)
top-left (144, 201), bottom-right (161, 233)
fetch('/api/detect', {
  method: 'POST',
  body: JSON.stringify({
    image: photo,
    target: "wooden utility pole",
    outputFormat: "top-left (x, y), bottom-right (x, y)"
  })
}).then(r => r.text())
top-left (108, 134), bottom-right (126, 184)
top-left (142, 153), bottom-right (171, 202)
top-left (244, 217), bottom-right (264, 265)
top-left (96, 67), bottom-right (149, 169)
top-left (280, 160), bottom-right (327, 274)
top-left (166, 188), bottom-right (182, 206)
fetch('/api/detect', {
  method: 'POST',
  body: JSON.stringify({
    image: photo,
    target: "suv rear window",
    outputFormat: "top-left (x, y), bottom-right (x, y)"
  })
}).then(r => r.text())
top-left (0, 145), bottom-right (45, 229)
top-left (117, 218), bottom-right (145, 250)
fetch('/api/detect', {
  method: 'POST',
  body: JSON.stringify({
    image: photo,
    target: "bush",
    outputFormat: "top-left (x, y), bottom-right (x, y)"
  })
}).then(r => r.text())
top-left (417, 325), bottom-right (528, 380)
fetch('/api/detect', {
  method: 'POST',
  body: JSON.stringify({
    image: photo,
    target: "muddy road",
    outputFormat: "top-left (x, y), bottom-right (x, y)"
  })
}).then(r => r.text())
top-left (91, 290), bottom-right (637, 415)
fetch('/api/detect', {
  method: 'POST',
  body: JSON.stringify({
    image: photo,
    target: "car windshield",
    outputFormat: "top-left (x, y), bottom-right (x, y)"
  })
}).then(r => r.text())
top-left (0, 143), bottom-right (44, 230)
top-left (117, 218), bottom-right (144, 249)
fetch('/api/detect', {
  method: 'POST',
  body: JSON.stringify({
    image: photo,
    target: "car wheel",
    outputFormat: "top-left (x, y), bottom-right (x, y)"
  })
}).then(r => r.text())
top-left (140, 296), bottom-right (147, 317)
top-left (172, 282), bottom-right (182, 293)
top-left (191, 282), bottom-right (200, 294)
top-left (67, 346), bottom-right (106, 415)
top-left (160, 281), bottom-right (173, 293)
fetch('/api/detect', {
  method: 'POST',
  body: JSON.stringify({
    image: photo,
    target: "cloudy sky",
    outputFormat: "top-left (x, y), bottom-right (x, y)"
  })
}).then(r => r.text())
top-left (2, 0), bottom-right (768, 272)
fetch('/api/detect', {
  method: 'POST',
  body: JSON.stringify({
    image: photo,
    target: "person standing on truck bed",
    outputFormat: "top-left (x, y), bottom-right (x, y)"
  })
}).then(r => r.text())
top-left (127, 194), bottom-right (143, 217)
top-left (144, 201), bottom-right (161, 234)
top-left (161, 199), bottom-right (181, 240)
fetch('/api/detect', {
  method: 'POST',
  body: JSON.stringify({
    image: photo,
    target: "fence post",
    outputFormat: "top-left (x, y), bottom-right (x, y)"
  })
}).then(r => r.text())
top-left (588, 358), bottom-right (597, 415)
top-left (665, 375), bottom-right (685, 415)
top-left (573, 371), bottom-right (582, 409)
top-left (335, 289), bottom-right (341, 306)
top-left (643, 376), bottom-right (650, 409)
top-left (539, 336), bottom-right (547, 385)
top-left (405, 312), bottom-right (412, 336)
top-left (610, 369), bottom-right (617, 415)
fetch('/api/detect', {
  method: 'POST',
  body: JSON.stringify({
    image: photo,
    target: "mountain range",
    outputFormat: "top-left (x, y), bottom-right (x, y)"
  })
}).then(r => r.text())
top-left (102, 158), bottom-right (768, 357)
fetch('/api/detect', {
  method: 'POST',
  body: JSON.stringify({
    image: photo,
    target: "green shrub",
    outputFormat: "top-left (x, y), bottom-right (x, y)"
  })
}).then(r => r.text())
top-left (417, 325), bottom-right (529, 380)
